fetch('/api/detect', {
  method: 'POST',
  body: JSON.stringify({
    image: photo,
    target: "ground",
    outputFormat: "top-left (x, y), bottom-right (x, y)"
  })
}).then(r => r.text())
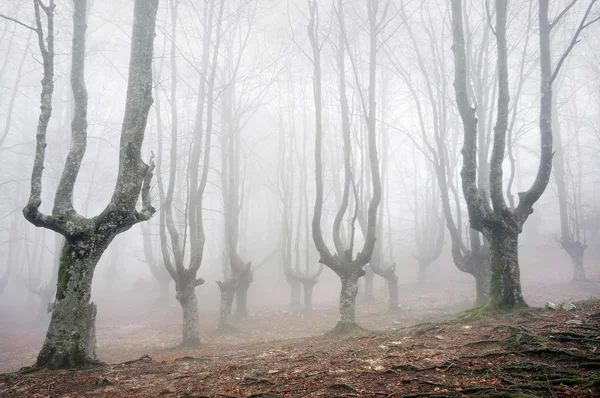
top-left (0, 280), bottom-right (598, 397)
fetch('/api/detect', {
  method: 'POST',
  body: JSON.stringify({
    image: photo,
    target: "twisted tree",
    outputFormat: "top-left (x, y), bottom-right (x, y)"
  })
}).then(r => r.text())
top-left (450, 0), bottom-right (598, 311)
top-left (9, 0), bottom-right (159, 369)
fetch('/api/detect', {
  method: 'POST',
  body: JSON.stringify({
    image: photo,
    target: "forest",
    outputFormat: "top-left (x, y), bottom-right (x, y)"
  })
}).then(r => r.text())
top-left (0, 0), bottom-right (599, 396)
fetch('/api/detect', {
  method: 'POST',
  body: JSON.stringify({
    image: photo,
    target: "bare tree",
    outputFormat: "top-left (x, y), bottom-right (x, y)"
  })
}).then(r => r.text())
top-left (4, 0), bottom-right (159, 369)
top-left (154, 0), bottom-right (225, 344)
top-left (305, 0), bottom-right (384, 333)
top-left (450, 0), bottom-right (598, 312)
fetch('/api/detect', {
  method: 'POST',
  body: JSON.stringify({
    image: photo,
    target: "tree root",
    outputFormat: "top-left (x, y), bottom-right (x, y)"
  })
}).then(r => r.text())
top-left (116, 354), bottom-right (152, 366)
top-left (325, 322), bottom-right (366, 337)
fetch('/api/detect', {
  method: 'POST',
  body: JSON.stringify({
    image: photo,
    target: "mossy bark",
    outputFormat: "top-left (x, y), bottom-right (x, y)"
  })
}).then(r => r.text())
top-left (36, 238), bottom-right (109, 369)
top-left (488, 232), bottom-right (526, 310)
top-left (332, 274), bottom-right (360, 332)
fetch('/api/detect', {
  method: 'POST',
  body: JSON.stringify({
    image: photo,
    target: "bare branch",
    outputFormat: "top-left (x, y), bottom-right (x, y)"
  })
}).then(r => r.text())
top-left (0, 13), bottom-right (38, 32)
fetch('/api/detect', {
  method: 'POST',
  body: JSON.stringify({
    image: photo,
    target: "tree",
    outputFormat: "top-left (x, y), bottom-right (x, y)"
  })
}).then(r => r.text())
top-left (450, 0), bottom-right (598, 312)
top-left (306, 0), bottom-right (384, 333)
top-left (154, 0), bottom-right (225, 345)
top-left (10, 0), bottom-right (159, 369)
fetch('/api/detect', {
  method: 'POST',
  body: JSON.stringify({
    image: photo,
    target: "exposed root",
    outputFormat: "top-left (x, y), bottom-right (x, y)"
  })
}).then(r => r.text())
top-left (116, 354), bottom-right (152, 366)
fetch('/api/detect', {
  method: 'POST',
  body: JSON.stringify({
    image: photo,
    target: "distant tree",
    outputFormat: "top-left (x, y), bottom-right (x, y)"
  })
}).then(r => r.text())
top-left (306, 0), bottom-right (384, 333)
top-left (4, 0), bottom-right (159, 369)
top-left (154, 0), bottom-right (225, 345)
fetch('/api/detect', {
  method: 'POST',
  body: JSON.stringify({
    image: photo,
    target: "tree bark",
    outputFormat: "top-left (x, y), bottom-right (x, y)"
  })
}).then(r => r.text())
top-left (362, 267), bottom-right (374, 303)
top-left (36, 237), bottom-right (108, 369)
top-left (234, 270), bottom-right (252, 320)
top-left (176, 282), bottom-right (200, 347)
top-left (488, 230), bottom-right (526, 309)
top-left (387, 274), bottom-right (399, 313)
top-left (217, 279), bottom-right (237, 331)
top-left (331, 273), bottom-right (360, 333)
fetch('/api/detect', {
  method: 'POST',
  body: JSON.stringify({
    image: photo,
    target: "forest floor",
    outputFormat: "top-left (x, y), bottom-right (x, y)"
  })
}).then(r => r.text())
top-left (0, 281), bottom-right (599, 397)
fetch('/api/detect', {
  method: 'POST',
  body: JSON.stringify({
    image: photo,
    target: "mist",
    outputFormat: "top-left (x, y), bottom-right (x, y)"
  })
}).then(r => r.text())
top-left (0, 0), bottom-right (599, 394)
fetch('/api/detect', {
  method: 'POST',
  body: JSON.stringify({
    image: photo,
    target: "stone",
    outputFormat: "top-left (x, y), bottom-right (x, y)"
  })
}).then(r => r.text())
top-left (545, 302), bottom-right (559, 310)
top-left (95, 376), bottom-right (111, 386)
top-left (565, 319), bottom-right (582, 325)
top-left (561, 301), bottom-right (576, 311)
top-left (197, 372), bottom-right (212, 380)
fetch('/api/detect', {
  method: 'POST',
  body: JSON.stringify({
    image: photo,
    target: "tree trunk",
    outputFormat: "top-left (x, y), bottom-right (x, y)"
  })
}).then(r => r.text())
top-left (565, 243), bottom-right (587, 283)
top-left (362, 266), bottom-right (374, 303)
top-left (473, 263), bottom-right (490, 306)
top-left (387, 275), bottom-right (399, 313)
top-left (234, 270), bottom-right (252, 320)
top-left (488, 232), bottom-right (526, 310)
top-left (176, 283), bottom-right (200, 346)
top-left (330, 274), bottom-right (360, 333)
top-left (217, 279), bottom-right (237, 331)
top-left (301, 279), bottom-right (317, 312)
top-left (36, 239), bottom-right (107, 369)
top-left (290, 278), bottom-right (301, 307)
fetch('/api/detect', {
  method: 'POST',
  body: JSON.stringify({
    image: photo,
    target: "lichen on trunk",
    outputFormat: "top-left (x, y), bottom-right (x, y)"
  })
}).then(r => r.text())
top-left (176, 283), bottom-right (200, 347)
top-left (36, 237), bottom-right (109, 369)
top-left (487, 230), bottom-right (526, 310)
top-left (329, 273), bottom-right (361, 334)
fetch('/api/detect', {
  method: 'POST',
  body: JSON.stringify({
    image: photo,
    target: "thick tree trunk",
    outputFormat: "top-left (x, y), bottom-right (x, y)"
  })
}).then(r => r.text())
top-left (36, 239), bottom-right (107, 369)
top-left (217, 279), bottom-right (237, 331)
top-left (290, 278), bottom-right (301, 307)
top-left (488, 232), bottom-right (526, 310)
top-left (301, 279), bottom-right (317, 312)
top-left (176, 284), bottom-right (200, 346)
top-left (330, 274), bottom-right (360, 333)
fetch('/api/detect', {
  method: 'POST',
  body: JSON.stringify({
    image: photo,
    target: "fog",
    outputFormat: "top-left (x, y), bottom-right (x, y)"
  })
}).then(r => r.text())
top-left (0, 0), bottom-right (598, 372)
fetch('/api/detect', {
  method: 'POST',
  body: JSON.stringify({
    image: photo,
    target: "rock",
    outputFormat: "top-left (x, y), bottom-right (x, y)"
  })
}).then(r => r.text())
top-left (388, 341), bottom-right (403, 346)
top-left (95, 376), bottom-right (111, 386)
top-left (461, 325), bottom-right (472, 329)
top-left (545, 302), bottom-right (559, 310)
top-left (197, 372), bottom-right (212, 380)
top-left (267, 369), bottom-right (280, 374)
top-left (565, 319), bottom-right (582, 325)
top-left (160, 383), bottom-right (177, 394)
top-left (561, 301), bottom-right (576, 311)
top-left (434, 335), bottom-right (445, 340)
